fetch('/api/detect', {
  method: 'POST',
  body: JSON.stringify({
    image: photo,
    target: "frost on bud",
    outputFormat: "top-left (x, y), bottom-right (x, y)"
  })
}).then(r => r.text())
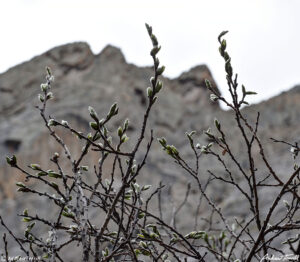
top-left (48, 75), bottom-right (54, 82)
top-left (6, 155), bottom-right (17, 167)
top-left (38, 94), bottom-right (44, 102)
top-left (108, 103), bottom-right (118, 118)
top-left (210, 94), bottom-right (219, 102)
top-left (40, 83), bottom-right (49, 92)
top-left (147, 87), bottom-right (153, 98)
top-left (88, 106), bottom-right (99, 121)
top-left (30, 164), bottom-right (42, 171)
top-left (157, 66), bottom-right (165, 75)
top-left (48, 119), bottom-right (57, 127)
top-left (61, 120), bottom-right (69, 127)
top-left (46, 92), bottom-right (54, 100)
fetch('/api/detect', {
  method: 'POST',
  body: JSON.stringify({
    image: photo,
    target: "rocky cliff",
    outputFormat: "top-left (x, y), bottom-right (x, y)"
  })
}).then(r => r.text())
top-left (0, 42), bottom-right (299, 257)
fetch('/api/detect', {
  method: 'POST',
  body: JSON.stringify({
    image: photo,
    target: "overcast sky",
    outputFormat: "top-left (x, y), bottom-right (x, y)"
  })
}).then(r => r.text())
top-left (1, 0), bottom-right (299, 105)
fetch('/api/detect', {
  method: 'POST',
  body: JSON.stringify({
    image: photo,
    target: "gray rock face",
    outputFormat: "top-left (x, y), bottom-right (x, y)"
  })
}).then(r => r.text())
top-left (0, 42), bottom-right (299, 258)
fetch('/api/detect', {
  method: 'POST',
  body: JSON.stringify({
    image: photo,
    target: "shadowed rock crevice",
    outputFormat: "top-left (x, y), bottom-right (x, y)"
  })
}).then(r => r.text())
top-left (3, 139), bottom-right (22, 152)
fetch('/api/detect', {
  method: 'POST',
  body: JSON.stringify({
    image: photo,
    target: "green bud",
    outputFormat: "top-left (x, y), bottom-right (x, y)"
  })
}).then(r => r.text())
top-left (245, 91), bottom-right (257, 95)
top-left (123, 118), bottom-right (129, 131)
top-left (155, 81), bottom-right (163, 93)
top-left (225, 59), bottom-right (233, 77)
top-left (219, 231), bottom-right (226, 241)
top-left (205, 79), bottom-right (212, 90)
top-left (22, 217), bottom-right (32, 222)
top-left (121, 134), bottom-right (129, 143)
top-left (16, 182), bottom-right (26, 188)
top-left (145, 23), bottom-right (152, 35)
top-left (23, 209), bottom-right (29, 216)
top-left (37, 171), bottom-right (48, 177)
top-left (214, 118), bottom-right (221, 130)
top-left (46, 66), bottom-right (52, 76)
top-left (108, 103), bottom-right (118, 118)
top-left (87, 133), bottom-right (93, 140)
top-left (30, 164), bottom-right (41, 171)
top-left (48, 119), bottom-right (57, 126)
top-left (90, 122), bottom-right (99, 130)
top-left (283, 200), bottom-right (290, 209)
top-left (61, 120), bottom-right (69, 127)
top-left (48, 171), bottom-right (62, 179)
top-left (62, 211), bottom-right (75, 219)
top-left (218, 30), bottom-right (229, 44)
top-left (221, 39), bottom-right (226, 50)
top-left (93, 132), bottom-right (101, 141)
top-left (6, 155), bottom-right (17, 167)
top-left (138, 212), bottom-right (145, 219)
top-left (88, 106), bottom-right (99, 121)
top-left (242, 84), bottom-right (246, 95)
top-left (102, 247), bottom-right (109, 257)
top-left (51, 182), bottom-right (59, 190)
top-left (158, 137), bottom-right (167, 147)
top-left (150, 46), bottom-right (161, 56)
top-left (38, 94), bottom-right (44, 102)
top-left (157, 66), bottom-right (165, 75)
top-left (40, 83), bottom-right (48, 92)
top-left (117, 126), bottom-right (123, 137)
top-left (141, 185), bottom-right (151, 191)
top-left (151, 34), bottom-right (158, 46)
top-left (139, 241), bottom-right (147, 248)
top-left (46, 92), bottom-right (54, 100)
top-left (210, 94), bottom-right (219, 102)
top-left (81, 166), bottom-right (89, 171)
top-left (147, 87), bottom-right (153, 98)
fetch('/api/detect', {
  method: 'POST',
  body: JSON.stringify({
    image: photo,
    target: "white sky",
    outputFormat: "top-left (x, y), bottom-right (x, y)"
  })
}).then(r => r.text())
top-left (1, 0), bottom-right (300, 105)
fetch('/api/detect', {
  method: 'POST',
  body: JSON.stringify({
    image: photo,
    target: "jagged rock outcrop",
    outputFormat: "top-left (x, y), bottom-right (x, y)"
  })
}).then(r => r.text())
top-left (0, 41), bottom-right (299, 258)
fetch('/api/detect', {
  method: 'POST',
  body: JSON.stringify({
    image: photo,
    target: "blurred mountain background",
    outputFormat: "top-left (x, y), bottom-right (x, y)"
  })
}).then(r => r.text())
top-left (0, 42), bottom-right (299, 258)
